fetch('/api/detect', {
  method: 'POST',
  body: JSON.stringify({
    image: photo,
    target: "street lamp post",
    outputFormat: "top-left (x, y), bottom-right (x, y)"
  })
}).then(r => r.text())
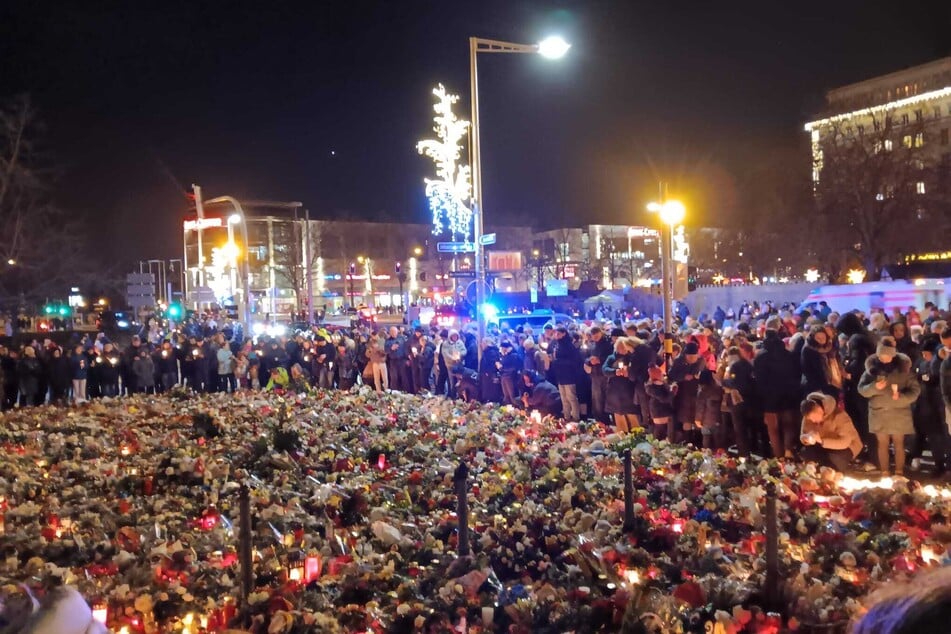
top-left (396, 261), bottom-right (406, 309)
top-left (348, 262), bottom-right (356, 309)
top-left (203, 197), bottom-right (252, 327)
top-left (647, 197), bottom-right (685, 362)
top-left (469, 35), bottom-right (569, 361)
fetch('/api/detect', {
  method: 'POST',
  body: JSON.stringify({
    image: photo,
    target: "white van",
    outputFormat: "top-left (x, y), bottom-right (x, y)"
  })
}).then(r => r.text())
top-left (799, 279), bottom-right (949, 315)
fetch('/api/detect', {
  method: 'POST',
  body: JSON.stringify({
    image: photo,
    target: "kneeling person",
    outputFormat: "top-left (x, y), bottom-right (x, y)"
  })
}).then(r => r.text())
top-left (800, 392), bottom-right (862, 472)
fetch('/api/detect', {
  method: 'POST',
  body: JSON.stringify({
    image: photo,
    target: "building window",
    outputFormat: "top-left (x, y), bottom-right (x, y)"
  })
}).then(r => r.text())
top-left (915, 109), bottom-right (922, 121)
top-left (917, 182), bottom-right (926, 195)
top-left (935, 106), bottom-right (942, 118)
top-left (884, 139), bottom-right (894, 152)
top-left (915, 132), bottom-right (925, 148)
top-left (857, 124), bottom-right (865, 135)
top-left (901, 113), bottom-right (910, 125)
top-left (903, 135), bottom-right (913, 148)
top-left (941, 128), bottom-right (949, 145)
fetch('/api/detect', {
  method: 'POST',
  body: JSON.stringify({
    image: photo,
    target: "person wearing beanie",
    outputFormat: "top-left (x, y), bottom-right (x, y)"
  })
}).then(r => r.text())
top-left (858, 335), bottom-right (919, 477)
top-left (667, 340), bottom-right (705, 445)
top-left (754, 329), bottom-right (802, 459)
top-left (908, 333), bottom-right (949, 476)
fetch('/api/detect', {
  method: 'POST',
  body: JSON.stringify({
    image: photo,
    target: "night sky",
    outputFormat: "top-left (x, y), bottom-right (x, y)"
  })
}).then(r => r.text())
top-left (2, 0), bottom-right (950, 267)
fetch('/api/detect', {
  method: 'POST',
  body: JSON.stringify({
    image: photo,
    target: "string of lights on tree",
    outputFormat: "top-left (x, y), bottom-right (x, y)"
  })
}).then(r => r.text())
top-left (417, 84), bottom-right (473, 242)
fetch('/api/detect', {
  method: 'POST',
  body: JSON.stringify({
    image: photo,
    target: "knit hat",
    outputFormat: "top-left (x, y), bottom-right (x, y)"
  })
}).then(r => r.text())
top-left (648, 365), bottom-right (665, 382)
top-left (683, 342), bottom-right (699, 355)
top-left (877, 336), bottom-right (897, 358)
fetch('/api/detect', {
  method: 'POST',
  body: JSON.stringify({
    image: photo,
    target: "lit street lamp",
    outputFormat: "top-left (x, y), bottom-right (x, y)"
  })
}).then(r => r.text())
top-left (646, 198), bottom-right (685, 343)
top-left (469, 34), bottom-right (569, 360)
top-left (203, 197), bottom-right (252, 327)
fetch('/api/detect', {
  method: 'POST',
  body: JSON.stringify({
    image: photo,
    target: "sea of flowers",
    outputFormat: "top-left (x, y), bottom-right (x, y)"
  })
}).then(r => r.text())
top-left (0, 387), bottom-right (949, 633)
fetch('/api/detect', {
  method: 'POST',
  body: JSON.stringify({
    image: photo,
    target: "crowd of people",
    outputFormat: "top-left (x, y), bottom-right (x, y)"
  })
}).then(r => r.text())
top-left (2, 299), bottom-right (951, 479)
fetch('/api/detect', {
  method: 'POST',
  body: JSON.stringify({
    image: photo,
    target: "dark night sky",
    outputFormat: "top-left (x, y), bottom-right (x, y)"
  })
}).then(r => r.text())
top-left (1, 0), bottom-right (950, 267)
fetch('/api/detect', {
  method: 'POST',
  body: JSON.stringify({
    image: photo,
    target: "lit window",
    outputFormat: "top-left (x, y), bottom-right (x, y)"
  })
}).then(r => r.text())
top-left (915, 133), bottom-right (925, 147)
top-left (884, 139), bottom-right (893, 151)
top-left (903, 135), bottom-right (913, 148)
top-left (876, 193), bottom-right (885, 201)
top-left (917, 182), bottom-right (926, 195)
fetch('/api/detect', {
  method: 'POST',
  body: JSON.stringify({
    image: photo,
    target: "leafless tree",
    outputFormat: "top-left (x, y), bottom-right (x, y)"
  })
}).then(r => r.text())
top-left (0, 95), bottom-right (89, 309)
top-left (814, 113), bottom-right (949, 279)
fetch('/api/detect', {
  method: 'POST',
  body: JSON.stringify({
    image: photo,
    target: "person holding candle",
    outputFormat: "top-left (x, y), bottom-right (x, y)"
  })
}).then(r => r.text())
top-left (799, 391), bottom-right (862, 472)
top-left (603, 337), bottom-right (640, 434)
top-left (858, 336), bottom-right (919, 477)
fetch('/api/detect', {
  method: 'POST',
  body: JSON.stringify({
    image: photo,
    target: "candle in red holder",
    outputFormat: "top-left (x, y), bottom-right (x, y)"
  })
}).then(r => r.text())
top-left (304, 553), bottom-right (322, 583)
top-left (377, 453), bottom-right (386, 470)
top-left (143, 476), bottom-right (154, 495)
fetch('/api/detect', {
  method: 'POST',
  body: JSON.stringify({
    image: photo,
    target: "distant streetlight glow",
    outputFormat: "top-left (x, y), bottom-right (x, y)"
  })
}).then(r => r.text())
top-left (647, 200), bottom-right (686, 226)
top-left (846, 269), bottom-right (866, 284)
top-left (6, 259), bottom-right (14, 266)
top-left (538, 36), bottom-right (571, 59)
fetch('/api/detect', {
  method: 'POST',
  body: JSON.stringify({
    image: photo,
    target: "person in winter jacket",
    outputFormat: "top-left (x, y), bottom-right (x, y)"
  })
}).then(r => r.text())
top-left (265, 366), bottom-right (290, 392)
top-left (550, 326), bottom-right (582, 421)
top-left (416, 334), bottom-right (436, 393)
top-left (754, 329), bottom-right (802, 458)
top-left (889, 321), bottom-right (919, 364)
top-left (498, 341), bottom-right (523, 405)
top-left (46, 347), bottom-right (71, 405)
top-left (133, 349), bottom-right (155, 393)
top-left (366, 332), bottom-right (389, 392)
top-left (695, 369), bottom-right (725, 450)
top-left (838, 312), bottom-right (877, 454)
top-left (334, 341), bottom-right (357, 390)
top-left (909, 336), bottom-right (949, 476)
top-left (479, 339), bottom-right (503, 404)
top-left (858, 336), bottom-right (920, 477)
top-left (722, 343), bottom-right (758, 457)
top-left (668, 341), bottom-right (705, 445)
top-left (155, 342), bottom-right (179, 391)
top-left (440, 331), bottom-right (466, 379)
top-left (520, 370), bottom-right (562, 418)
top-left (68, 344), bottom-right (88, 405)
top-left (646, 365), bottom-right (675, 441)
top-left (584, 326), bottom-right (614, 422)
top-left (800, 392), bottom-right (863, 472)
top-left (801, 324), bottom-right (844, 399)
top-left (603, 337), bottom-right (639, 433)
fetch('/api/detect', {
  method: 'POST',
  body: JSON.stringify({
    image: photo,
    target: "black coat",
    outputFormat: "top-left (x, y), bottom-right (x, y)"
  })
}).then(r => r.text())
top-left (800, 337), bottom-right (840, 398)
top-left (47, 356), bottom-right (71, 392)
top-left (668, 355), bottom-right (705, 422)
top-left (526, 380), bottom-right (562, 417)
top-left (604, 352), bottom-right (637, 415)
top-left (479, 345), bottom-right (503, 403)
top-left (754, 333), bottom-right (801, 412)
top-left (550, 337), bottom-right (582, 386)
top-left (17, 357), bottom-right (41, 396)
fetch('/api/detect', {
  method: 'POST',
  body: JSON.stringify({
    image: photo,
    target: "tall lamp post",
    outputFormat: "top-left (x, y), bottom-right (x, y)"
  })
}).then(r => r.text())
top-left (469, 35), bottom-right (570, 360)
top-left (396, 261), bottom-right (406, 310)
top-left (203, 197), bottom-right (252, 327)
top-left (646, 197), bottom-right (685, 362)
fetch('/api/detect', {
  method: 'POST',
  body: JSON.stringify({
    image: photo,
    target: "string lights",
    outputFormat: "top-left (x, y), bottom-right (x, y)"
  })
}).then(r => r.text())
top-left (417, 84), bottom-right (473, 241)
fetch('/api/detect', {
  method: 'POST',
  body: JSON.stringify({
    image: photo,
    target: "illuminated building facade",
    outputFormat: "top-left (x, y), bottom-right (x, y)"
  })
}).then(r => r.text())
top-left (183, 206), bottom-right (536, 318)
top-left (805, 56), bottom-right (951, 186)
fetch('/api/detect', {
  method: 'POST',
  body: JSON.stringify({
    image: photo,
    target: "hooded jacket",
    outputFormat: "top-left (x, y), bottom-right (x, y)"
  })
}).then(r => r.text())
top-left (800, 392), bottom-right (862, 458)
top-left (857, 352), bottom-right (920, 435)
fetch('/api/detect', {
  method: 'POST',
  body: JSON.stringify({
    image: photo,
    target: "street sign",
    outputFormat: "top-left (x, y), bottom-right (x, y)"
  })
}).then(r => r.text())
top-left (547, 279), bottom-right (569, 297)
top-left (530, 287), bottom-right (538, 304)
top-left (126, 273), bottom-right (155, 308)
top-left (437, 241), bottom-right (476, 254)
top-left (448, 270), bottom-right (476, 278)
top-left (480, 233), bottom-right (496, 246)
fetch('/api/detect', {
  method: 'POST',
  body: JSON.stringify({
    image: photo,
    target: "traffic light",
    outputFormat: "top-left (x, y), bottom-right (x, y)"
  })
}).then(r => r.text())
top-left (395, 261), bottom-right (401, 274)
top-left (349, 262), bottom-right (356, 276)
top-left (167, 303), bottom-right (182, 319)
top-left (44, 305), bottom-right (54, 315)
